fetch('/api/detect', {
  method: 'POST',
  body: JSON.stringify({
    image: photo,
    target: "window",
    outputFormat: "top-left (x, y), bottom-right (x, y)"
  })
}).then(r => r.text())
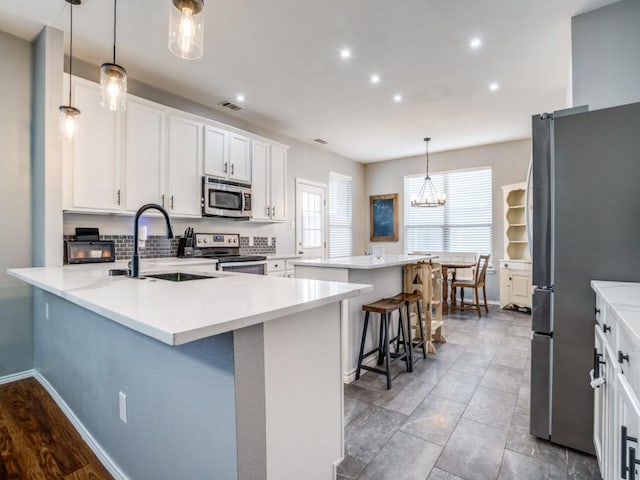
top-left (404, 167), bottom-right (492, 255)
top-left (328, 172), bottom-right (352, 258)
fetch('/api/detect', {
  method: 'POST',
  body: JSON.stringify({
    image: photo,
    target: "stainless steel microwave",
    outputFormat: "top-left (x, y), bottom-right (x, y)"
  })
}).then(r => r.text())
top-left (202, 176), bottom-right (252, 219)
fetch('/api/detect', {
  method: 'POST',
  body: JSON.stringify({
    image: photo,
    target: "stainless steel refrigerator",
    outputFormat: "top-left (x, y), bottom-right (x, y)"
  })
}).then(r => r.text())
top-left (530, 102), bottom-right (640, 454)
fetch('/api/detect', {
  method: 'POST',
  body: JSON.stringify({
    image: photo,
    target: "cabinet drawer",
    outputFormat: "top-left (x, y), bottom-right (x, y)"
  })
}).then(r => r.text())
top-left (267, 260), bottom-right (284, 273)
top-left (500, 261), bottom-right (531, 272)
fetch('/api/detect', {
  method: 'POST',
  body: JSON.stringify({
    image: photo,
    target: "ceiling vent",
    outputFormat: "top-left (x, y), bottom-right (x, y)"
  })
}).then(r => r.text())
top-left (218, 101), bottom-right (242, 111)
top-left (314, 138), bottom-right (328, 145)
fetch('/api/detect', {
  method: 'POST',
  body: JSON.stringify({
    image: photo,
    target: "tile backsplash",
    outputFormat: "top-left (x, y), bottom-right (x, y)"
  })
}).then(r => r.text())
top-left (63, 235), bottom-right (276, 261)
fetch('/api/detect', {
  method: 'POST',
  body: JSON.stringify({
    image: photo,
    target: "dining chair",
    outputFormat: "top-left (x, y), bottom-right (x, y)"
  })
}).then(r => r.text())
top-left (451, 254), bottom-right (490, 318)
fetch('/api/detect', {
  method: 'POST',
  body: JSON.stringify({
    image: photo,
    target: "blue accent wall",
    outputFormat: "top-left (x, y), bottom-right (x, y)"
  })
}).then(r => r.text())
top-left (34, 290), bottom-right (238, 479)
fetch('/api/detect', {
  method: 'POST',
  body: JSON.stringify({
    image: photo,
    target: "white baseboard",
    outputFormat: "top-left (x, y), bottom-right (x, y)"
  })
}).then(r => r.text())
top-left (343, 354), bottom-right (383, 384)
top-left (0, 370), bottom-right (129, 480)
top-left (0, 369), bottom-right (34, 385)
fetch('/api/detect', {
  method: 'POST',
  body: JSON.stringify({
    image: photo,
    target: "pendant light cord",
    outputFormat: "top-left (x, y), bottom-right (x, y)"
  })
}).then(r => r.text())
top-left (112, 0), bottom-right (117, 64)
top-left (68, 2), bottom-right (73, 106)
top-left (425, 138), bottom-right (431, 179)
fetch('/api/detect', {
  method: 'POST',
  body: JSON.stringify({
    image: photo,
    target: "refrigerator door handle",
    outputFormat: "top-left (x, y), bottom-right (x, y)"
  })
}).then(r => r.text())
top-left (525, 155), bottom-right (533, 258)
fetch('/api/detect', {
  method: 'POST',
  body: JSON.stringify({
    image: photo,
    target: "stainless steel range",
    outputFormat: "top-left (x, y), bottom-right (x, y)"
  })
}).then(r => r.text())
top-left (193, 233), bottom-right (267, 275)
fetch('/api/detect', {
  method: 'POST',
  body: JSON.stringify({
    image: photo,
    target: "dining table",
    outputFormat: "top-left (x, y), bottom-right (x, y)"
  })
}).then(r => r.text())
top-left (440, 261), bottom-right (477, 315)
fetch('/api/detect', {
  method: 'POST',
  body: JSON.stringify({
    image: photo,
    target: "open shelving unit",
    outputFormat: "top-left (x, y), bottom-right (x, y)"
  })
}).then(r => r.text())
top-left (500, 182), bottom-right (532, 310)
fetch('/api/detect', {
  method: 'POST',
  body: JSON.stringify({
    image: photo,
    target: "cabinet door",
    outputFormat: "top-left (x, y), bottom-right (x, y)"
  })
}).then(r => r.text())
top-left (270, 145), bottom-right (287, 221)
top-left (594, 325), bottom-right (616, 478)
top-left (616, 373), bottom-right (640, 480)
top-left (228, 132), bottom-right (251, 183)
top-left (499, 266), bottom-right (510, 307)
top-left (604, 343), bottom-right (620, 480)
top-left (68, 79), bottom-right (122, 211)
top-left (510, 272), bottom-right (532, 307)
top-left (251, 140), bottom-right (270, 221)
top-left (167, 114), bottom-right (203, 217)
top-left (124, 98), bottom-right (165, 212)
top-left (204, 125), bottom-right (228, 178)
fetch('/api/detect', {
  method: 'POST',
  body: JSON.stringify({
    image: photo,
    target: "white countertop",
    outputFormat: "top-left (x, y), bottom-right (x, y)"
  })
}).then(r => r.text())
top-left (592, 280), bottom-right (640, 344)
top-left (289, 254), bottom-right (436, 270)
top-left (8, 258), bottom-right (372, 346)
top-left (266, 254), bottom-right (302, 260)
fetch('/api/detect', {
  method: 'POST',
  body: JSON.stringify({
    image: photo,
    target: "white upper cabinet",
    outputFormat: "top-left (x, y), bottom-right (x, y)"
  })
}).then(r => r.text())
top-left (204, 126), bottom-right (251, 183)
top-left (124, 97), bottom-right (166, 212)
top-left (63, 76), bottom-right (122, 212)
top-left (166, 113), bottom-right (203, 217)
top-left (62, 75), bottom-right (285, 219)
top-left (250, 140), bottom-right (288, 222)
top-left (270, 144), bottom-right (287, 222)
top-left (228, 132), bottom-right (251, 183)
top-left (251, 140), bottom-right (270, 221)
top-left (203, 125), bottom-right (228, 178)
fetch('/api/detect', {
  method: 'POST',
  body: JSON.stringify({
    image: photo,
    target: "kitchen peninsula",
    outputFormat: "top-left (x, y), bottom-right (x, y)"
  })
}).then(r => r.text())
top-left (291, 254), bottom-right (434, 382)
top-left (8, 259), bottom-right (371, 480)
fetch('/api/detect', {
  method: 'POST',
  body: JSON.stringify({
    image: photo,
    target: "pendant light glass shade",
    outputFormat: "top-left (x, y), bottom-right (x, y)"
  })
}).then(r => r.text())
top-left (59, 105), bottom-right (80, 138)
top-left (59, 0), bottom-right (81, 139)
top-left (169, 0), bottom-right (204, 60)
top-left (100, 0), bottom-right (127, 111)
top-left (411, 138), bottom-right (446, 207)
top-left (100, 63), bottom-right (127, 111)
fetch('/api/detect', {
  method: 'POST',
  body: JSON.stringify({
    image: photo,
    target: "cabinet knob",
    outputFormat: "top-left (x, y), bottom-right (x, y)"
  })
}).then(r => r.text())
top-left (170, 195), bottom-right (174, 209)
top-left (619, 350), bottom-right (630, 364)
top-left (595, 307), bottom-right (601, 315)
top-left (116, 189), bottom-right (121, 205)
top-left (224, 162), bottom-right (228, 174)
top-left (603, 324), bottom-right (611, 333)
top-left (231, 164), bottom-right (234, 175)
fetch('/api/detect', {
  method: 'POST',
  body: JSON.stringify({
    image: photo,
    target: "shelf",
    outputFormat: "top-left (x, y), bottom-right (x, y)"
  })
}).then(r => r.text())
top-left (509, 224), bottom-right (526, 227)
top-left (508, 205), bottom-right (526, 209)
top-left (508, 241), bottom-right (529, 244)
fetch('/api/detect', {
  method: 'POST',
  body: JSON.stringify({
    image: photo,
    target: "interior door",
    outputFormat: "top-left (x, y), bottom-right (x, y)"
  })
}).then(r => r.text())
top-left (295, 179), bottom-right (326, 258)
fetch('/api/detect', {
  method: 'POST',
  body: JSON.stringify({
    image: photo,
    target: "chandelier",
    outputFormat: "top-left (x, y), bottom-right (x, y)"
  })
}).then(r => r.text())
top-left (411, 137), bottom-right (445, 207)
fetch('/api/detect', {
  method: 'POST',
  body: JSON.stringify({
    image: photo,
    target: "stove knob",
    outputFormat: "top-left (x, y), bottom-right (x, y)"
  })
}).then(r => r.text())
top-left (203, 238), bottom-right (208, 244)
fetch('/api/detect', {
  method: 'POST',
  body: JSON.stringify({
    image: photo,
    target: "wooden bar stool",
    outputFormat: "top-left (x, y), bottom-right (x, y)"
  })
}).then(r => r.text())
top-left (356, 298), bottom-right (410, 389)
top-left (391, 292), bottom-right (427, 371)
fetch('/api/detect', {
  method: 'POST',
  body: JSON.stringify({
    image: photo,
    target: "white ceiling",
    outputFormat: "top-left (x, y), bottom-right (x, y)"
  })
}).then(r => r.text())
top-left (0, 0), bottom-right (619, 163)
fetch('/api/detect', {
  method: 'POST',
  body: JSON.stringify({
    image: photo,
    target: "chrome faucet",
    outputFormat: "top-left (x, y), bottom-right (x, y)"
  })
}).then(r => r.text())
top-left (129, 203), bottom-right (174, 278)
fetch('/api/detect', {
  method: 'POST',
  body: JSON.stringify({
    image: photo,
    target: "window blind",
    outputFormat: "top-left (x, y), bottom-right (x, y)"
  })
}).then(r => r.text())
top-left (404, 167), bottom-right (492, 255)
top-left (328, 172), bottom-right (353, 258)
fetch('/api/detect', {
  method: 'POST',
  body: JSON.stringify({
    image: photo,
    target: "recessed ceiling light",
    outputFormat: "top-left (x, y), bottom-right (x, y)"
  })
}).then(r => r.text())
top-left (370, 74), bottom-right (380, 84)
top-left (340, 48), bottom-right (351, 60)
top-left (236, 94), bottom-right (245, 102)
top-left (470, 37), bottom-right (482, 50)
top-left (393, 94), bottom-right (403, 103)
top-left (489, 82), bottom-right (499, 92)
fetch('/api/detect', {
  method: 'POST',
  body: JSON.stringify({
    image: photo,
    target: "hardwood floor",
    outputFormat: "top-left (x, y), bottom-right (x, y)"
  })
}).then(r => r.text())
top-left (0, 377), bottom-right (112, 480)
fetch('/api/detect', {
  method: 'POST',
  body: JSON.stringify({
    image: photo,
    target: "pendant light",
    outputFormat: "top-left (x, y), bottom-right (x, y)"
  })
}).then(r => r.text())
top-left (168, 0), bottom-right (205, 60)
top-left (59, 0), bottom-right (81, 138)
top-left (100, 0), bottom-right (127, 111)
top-left (411, 138), bottom-right (446, 207)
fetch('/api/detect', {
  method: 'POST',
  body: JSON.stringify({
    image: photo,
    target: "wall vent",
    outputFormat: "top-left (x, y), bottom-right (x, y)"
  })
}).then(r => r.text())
top-left (218, 101), bottom-right (242, 111)
top-left (314, 138), bottom-right (328, 145)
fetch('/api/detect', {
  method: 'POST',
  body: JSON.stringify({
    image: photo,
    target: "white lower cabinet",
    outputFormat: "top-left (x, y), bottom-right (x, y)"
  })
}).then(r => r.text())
top-left (267, 258), bottom-right (297, 278)
top-left (593, 282), bottom-right (640, 480)
top-left (499, 260), bottom-right (532, 309)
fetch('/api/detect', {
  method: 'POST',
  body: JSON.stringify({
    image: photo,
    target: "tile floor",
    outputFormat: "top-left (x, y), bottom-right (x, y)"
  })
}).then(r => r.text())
top-left (338, 306), bottom-right (602, 480)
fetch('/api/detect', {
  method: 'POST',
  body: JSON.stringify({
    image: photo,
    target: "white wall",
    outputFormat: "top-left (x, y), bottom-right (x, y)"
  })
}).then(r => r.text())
top-left (63, 60), bottom-right (366, 256)
top-left (364, 139), bottom-right (532, 301)
top-left (572, 0), bottom-right (640, 109)
top-left (0, 31), bottom-right (33, 375)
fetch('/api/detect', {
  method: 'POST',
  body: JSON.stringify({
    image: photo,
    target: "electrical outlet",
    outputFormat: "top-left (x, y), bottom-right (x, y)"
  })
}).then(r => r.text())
top-left (45, 303), bottom-right (49, 320)
top-left (290, 220), bottom-right (295, 229)
top-left (248, 237), bottom-right (254, 247)
top-left (119, 391), bottom-right (128, 423)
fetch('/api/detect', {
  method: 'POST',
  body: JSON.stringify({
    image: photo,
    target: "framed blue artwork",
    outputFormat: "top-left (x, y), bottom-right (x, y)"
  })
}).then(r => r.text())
top-left (370, 194), bottom-right (398, 242)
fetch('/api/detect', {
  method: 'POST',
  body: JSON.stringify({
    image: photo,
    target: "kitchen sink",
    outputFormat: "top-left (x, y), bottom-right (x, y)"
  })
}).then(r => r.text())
top-left (144, 272), bottom-right (218, 282)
